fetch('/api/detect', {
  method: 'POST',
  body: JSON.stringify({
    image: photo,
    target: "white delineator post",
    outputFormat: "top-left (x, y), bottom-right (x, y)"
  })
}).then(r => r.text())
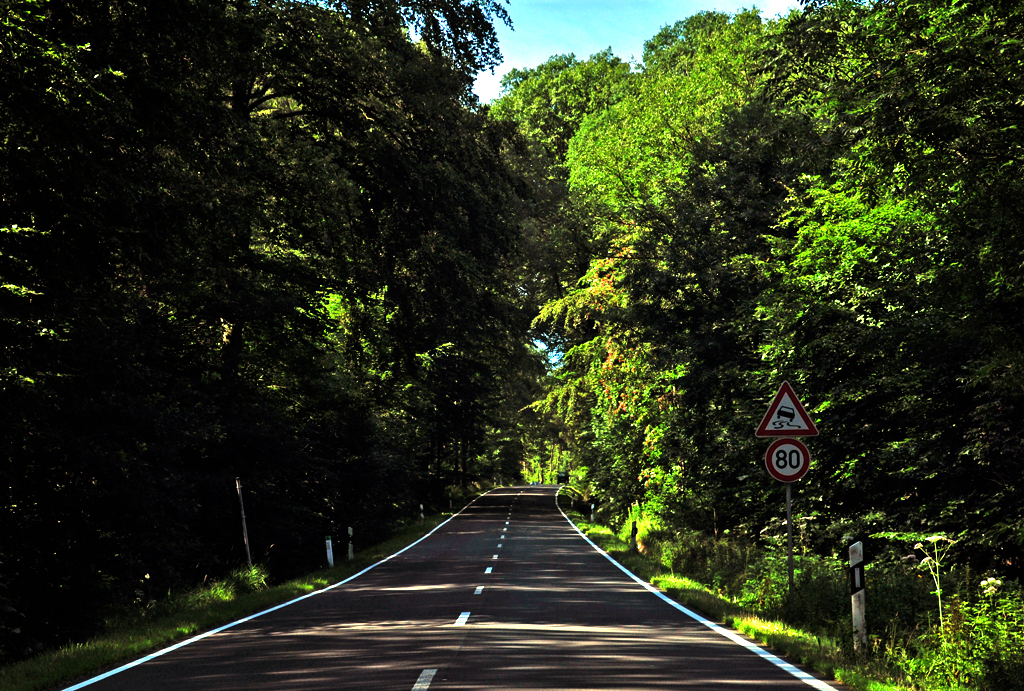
top-left (590, 504), bottom-right (595, 523)
top-left (419, 504), bottom-right (424, 522)
top-left (850, 541), bottom-right (867, 650)
top-left (348, 526), bottom-right (354, 560)
top-left (325, 535), bottom-right (334, 568)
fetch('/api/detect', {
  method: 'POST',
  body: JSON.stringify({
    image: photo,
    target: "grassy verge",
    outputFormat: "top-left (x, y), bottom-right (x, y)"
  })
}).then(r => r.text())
top-left (559, 505), bottom-right (907, 691)
top-left (0, 512), bottom-right (458, 691)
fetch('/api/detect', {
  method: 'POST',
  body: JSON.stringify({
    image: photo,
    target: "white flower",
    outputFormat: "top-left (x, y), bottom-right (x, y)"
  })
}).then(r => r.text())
top-left (981, 578), bottom-right (1002, 595)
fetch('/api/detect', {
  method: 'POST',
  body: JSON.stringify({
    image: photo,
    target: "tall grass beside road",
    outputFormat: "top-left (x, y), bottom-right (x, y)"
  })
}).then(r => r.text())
top-left (557, 491), bottom-right (1024, 691)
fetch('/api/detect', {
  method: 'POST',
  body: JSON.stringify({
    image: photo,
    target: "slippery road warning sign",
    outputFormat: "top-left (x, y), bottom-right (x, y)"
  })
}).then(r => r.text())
top-left (755, 381), bottom-right (819, 437)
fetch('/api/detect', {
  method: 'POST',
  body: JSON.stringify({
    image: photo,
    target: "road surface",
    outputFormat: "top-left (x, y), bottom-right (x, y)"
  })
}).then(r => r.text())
top-left (66, 485), bottom-right (840, 690)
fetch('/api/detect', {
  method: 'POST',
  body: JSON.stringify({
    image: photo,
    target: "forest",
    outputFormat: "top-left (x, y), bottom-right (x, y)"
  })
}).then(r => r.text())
top-left (2, 0), bottom-right (1024, 678)
top-left (500, 0), bottom-right (1024, 573)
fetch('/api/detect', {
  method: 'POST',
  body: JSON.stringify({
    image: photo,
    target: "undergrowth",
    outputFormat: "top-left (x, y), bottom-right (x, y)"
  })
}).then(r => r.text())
top-left (0, 512), bottom-right (456, 691)
top-left (558, 490), bottom-right (1024, 691)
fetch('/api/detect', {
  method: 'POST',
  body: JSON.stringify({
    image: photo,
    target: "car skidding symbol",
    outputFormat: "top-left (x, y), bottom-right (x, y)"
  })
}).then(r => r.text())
top-left (772, 406), bottom-right (801, 428)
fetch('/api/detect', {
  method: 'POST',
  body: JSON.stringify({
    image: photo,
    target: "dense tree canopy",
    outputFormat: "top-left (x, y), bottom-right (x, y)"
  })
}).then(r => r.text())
top-left (494, 1), bottom-right (1024, 579)
top-left (0, 0), bottom-right (535, 661)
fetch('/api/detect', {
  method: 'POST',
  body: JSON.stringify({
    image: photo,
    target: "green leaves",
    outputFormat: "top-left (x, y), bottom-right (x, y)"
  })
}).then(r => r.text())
top-left (511, 0), bottom-right (1024, 586)
top-left (0, 0), bottom-right (533, 662)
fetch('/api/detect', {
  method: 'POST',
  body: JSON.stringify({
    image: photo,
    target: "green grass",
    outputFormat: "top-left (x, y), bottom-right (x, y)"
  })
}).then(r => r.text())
top-left (0, 513), bottom-right (456, 691)
top-left (561, 505), bottom-right (909, 691)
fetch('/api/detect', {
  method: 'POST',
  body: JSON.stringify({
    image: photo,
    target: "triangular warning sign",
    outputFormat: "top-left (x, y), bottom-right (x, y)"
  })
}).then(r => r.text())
top-left (755, 381), bottom-right (819, 437)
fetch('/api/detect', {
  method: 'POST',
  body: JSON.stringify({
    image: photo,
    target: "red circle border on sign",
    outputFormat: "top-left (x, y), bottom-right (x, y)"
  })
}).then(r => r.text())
top-left (764, 438), bottom-right (810, 483)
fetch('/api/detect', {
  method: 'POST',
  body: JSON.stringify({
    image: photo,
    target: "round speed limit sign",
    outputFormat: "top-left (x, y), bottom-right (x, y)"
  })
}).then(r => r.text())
top-left (765, 438), bottom-right (810, 482)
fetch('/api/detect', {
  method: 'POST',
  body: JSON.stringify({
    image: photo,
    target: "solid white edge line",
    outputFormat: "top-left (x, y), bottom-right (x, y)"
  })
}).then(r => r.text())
top-left (412, 668), bottom-right (438, 690)
top-left (61, 492), bottom-right (494, 691)
top-left (554, 488), bottom-right (836, 691)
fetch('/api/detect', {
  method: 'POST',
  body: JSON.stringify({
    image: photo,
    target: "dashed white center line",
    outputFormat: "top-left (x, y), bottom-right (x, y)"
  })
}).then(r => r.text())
top-left (412, 669), bottom-right (438, 690)
top-left (474, 586), bottom-right (484, 595)
top-left (454, 612), bottom-right (470, 626)
top-left (505, 521), bottom-right (509, 525)
top-left (497, 543), bottom-right (502, 548)
top-left (485, 567), bottom-right (492, 573)
top-left (501, 534), bottom-right (505, 539)
top-left (492, 554), bottom-right (498, 559)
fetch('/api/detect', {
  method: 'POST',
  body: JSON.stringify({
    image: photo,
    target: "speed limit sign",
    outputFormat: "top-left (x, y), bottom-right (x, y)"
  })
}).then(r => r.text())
top-left (765, 438), bottom-right (810, 482)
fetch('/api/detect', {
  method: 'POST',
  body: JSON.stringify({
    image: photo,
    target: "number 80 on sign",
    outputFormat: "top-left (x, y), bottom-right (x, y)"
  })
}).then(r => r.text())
top-left (764, 438), bottom-right (811, 483)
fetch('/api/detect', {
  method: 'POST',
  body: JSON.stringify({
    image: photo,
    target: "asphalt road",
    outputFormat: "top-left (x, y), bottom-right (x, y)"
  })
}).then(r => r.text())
top-left (67, 486), bottom-right (841, 690)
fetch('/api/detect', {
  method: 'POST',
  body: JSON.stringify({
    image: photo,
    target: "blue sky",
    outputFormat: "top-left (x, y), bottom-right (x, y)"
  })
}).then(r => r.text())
top-left (473, 0), bottom-right (800, 103)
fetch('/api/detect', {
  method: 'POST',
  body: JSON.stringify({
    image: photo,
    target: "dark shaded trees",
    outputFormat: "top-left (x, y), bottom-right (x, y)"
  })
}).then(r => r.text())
top-left (1, 0), bottom-right (529, 661)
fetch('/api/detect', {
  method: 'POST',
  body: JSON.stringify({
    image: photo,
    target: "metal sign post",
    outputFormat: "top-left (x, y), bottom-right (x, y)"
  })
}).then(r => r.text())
top-left (763, 439), bottom-right (811, 600)
top-left (786, 484), bottom-right (794, 595)
top-left (756, 382), bottom-right (819, 603)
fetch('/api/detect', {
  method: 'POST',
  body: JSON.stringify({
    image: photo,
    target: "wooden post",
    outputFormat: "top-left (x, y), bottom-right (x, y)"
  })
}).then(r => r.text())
top-left (235, 478), bottom-right (252, 567)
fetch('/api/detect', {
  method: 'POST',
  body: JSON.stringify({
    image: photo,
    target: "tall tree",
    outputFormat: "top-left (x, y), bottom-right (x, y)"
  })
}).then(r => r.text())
top-left (0, 0), bottom-right (527, 661)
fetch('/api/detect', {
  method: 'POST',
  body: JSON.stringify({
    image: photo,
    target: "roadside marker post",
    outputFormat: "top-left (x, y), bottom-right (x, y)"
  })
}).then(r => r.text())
top-left (348, 526), bottom-right (354, 560)
top-left (325, 536), bottom-right (334, 568)
top-left (850, 541), bottom-right (867, 650)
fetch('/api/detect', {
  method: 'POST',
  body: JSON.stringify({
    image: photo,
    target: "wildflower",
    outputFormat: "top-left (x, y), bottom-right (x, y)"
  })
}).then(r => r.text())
top-left (981, 578), bottom-right (1002, 596)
